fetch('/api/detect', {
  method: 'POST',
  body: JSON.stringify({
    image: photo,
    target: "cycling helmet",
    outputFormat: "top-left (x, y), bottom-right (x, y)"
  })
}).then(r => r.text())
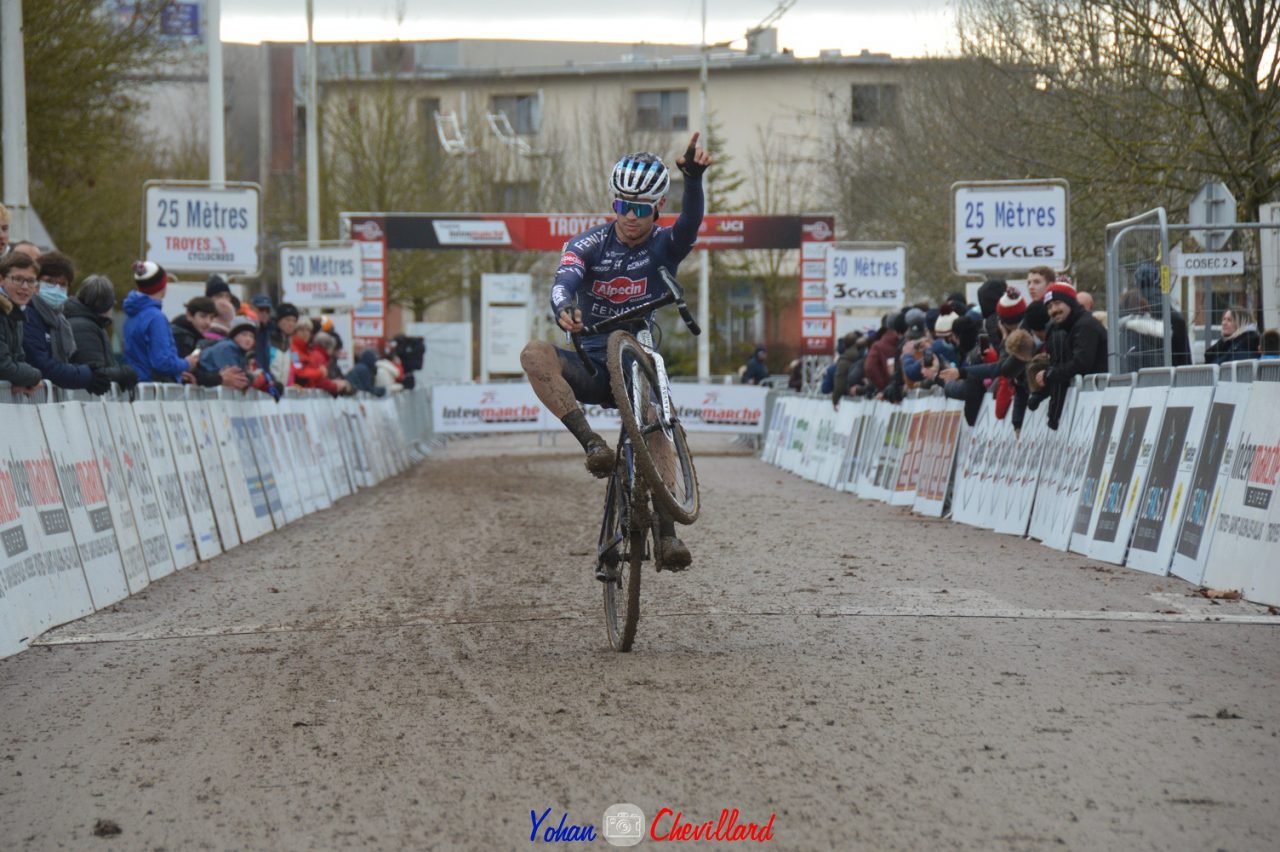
top-left (610, 152), bottom-right (670, 202)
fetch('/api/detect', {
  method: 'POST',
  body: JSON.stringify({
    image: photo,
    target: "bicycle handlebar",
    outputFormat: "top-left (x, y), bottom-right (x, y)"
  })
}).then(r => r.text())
top-left (568, 268), bottom-right (700, 376)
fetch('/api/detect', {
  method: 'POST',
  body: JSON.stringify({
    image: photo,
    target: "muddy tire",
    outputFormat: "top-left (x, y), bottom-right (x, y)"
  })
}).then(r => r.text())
top-left (601, 469), bottom-right (644, 652)
top-left (607, 332), bottom-right (700, 525)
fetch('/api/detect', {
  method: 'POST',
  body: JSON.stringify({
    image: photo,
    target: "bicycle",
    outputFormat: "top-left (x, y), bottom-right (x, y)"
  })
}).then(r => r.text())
top-left (570, 268), bottom-right (701, 651)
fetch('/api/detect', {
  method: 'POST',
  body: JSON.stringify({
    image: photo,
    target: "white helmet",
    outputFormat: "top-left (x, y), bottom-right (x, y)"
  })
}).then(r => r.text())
top-left (609, 152), bottom-right (670, 202)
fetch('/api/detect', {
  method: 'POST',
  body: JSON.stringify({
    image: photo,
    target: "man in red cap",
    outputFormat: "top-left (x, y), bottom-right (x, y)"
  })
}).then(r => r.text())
top-left (122, 260), bottom-right (200, 383)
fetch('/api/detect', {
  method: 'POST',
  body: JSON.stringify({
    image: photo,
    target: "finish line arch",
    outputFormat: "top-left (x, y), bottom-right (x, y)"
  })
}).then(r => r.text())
top-left (338, 211), bottom-right (835, 362)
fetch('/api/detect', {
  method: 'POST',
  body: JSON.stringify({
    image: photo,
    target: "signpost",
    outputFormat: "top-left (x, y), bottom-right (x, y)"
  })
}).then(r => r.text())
top-left (480, 273), bottom-right (532, 380)
top-left (1175, 251), bottom-right (1244, 277)
top-left (1188, 181), bottom-right (1239, 349)
top-left (952, 180), bottom-right (1070, 274)
top-left (142, 181), bottom-right (261, 275)
top-left (280, 242), bottom-right (364, 309)
top-left (824, 243), bottom-right (907, 309)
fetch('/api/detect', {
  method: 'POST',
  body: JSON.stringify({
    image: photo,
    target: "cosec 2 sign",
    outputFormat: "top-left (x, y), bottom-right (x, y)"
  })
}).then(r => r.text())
top-left (952, 180), bottom-right (1069, 274)
top-left (143, 181), bottom-right (261, 274)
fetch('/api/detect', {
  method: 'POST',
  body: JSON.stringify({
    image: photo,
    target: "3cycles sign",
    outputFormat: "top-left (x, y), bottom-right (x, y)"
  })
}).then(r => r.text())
top-left (951, 180), bottom-right (1069, 274)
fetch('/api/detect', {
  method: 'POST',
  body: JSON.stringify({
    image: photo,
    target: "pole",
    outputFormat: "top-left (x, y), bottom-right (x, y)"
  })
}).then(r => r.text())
top-left (1, 0), bottom-right (30, 210)
top-left (305, 0), bottom-right (320, 244)
top-left (207, 0), bottom-right (226, 186)
top-left (697, 0), bottom-right (712, 381)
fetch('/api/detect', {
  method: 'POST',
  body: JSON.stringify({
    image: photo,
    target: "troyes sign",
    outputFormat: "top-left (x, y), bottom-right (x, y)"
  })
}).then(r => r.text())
top-left (143, 181), bottom-right (261, 275)
top-left (280, 243), bottom-right (364, 308)
top-left (952, 180), bottom-right (1069, 274)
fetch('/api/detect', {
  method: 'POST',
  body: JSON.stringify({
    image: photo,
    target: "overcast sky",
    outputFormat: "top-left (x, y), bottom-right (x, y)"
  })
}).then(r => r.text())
top-left (219, 0), bottom-right (958, 59)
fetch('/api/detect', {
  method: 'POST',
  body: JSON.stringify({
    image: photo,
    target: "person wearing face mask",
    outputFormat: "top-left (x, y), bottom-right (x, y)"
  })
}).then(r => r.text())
top-left (23, 251), bottom-right (108, 393)
top-left (64, 275), bottom-right (138, 391)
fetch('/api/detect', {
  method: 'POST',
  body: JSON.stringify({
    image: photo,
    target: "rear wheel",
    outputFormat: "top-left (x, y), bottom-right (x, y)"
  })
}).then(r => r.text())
top-left (607, 332), bottom-right (700, 524)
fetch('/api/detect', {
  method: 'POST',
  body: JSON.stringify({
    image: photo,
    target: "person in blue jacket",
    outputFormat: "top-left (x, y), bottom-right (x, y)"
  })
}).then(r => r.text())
top-left (22, 250), bottom-right (104, 393)
top-left (199, 317), bottom-right (258, 375)
top-left (123, 261), bottom-right (199, 383)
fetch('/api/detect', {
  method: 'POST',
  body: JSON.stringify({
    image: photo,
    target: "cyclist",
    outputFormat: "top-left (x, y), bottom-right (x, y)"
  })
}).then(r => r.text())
top-left (520, 132), bottom-right (711, 573)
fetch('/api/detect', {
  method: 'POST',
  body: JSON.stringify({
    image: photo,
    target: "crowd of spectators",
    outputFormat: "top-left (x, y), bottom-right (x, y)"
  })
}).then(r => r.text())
top-left (805, 261), bottom-right (1277, 433)
top-left (0, 210), bottom-right (419, 400)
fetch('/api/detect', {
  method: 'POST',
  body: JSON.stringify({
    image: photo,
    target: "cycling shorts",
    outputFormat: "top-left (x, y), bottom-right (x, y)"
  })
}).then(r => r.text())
top-left (555, 345), bottom-right (614, 408)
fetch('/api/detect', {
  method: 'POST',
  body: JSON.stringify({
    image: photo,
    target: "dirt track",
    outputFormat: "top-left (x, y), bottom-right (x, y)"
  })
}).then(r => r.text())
top-left (2, 434), bottom-right (1278, 851)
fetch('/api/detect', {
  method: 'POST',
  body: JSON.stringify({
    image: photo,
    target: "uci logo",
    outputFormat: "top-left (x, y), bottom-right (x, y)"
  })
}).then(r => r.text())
top-left (715, 220), bottom-right (744, 233)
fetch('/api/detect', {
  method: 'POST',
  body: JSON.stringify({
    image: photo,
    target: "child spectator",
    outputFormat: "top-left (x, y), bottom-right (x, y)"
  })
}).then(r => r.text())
top-left (123, 261), bottom-right (199, 383)
top-left (23, 250), bottom-right (101, 392)
top-left (0, 252), bottom-right (43, 393)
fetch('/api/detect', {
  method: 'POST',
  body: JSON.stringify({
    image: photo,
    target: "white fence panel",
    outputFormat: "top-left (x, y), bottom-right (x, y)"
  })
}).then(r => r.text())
top-left (187, 398), bottom-right (242, 551)
top-left (132, 399), bottom-right (197, 570)
top-left (161, 398), bottom-right (221, 561)
top-left (82, 401), bottom-right (150, 594)
top-left (103, 399), bottom-right (175, 580)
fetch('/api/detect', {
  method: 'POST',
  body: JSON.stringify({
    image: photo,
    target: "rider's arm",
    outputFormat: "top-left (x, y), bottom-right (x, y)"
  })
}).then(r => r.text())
top-left (550, 242), bottom-right (588, 317)
top-left (668, 174), bottom-right (704, 256)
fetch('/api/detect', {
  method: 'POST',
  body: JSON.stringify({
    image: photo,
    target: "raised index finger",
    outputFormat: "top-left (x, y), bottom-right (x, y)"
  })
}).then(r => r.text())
top-left (684, 131), bottom-right (700, 160)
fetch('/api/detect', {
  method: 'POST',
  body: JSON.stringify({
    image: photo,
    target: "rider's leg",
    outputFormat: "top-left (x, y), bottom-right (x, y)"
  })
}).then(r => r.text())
top-left (644, 429), bottom-right (692, 570)
top-left (521, 341), bottom-right (614, 476)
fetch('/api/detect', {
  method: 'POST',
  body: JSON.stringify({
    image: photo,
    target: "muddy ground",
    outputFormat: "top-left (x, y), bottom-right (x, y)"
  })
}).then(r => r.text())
top-left (1, 434), bottom-right (1278, 851)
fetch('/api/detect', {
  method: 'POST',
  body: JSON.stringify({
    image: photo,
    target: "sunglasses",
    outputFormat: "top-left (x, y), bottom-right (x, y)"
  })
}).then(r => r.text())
top-left (612, 199), bottom-right (656, 218)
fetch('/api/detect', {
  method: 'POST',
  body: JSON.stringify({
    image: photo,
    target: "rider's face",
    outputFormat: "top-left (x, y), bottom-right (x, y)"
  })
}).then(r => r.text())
top-left (614, 197), bottom-right (665, 245)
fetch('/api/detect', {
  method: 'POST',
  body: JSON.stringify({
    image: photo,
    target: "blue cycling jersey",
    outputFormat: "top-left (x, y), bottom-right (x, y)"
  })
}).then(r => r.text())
top-left (550, 175), bottom-right (704, 355)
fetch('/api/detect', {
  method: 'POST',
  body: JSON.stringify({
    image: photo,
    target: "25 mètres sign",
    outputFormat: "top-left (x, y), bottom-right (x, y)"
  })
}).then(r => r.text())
top-left (825, 243), bottom-right (907, 308)
top-left (280, 243), bottom-right (364, 308)
top-left (143, 181), bottom-right (261, 275)
top-left (952, 180), bottom-right (1069, 274)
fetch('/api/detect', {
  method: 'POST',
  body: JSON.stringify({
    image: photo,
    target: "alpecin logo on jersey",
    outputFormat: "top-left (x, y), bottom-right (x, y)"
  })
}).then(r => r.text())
top-left (592, 276), bottom-right (648, 304)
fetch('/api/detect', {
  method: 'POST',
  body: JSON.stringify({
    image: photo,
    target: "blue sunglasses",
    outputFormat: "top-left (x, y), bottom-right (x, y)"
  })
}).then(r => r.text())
top-left (612, 198), bottom-right (656, 218)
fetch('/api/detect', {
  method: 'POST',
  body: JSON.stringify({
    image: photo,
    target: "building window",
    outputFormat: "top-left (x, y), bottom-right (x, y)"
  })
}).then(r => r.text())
top-left (419, 97), bottom-right (442, 154)
top-left (490, 94), bottom-right (540, 135)
top-left (850, 84), bottom-right (898, 126)
top-left (633, 89), bottom-right (689, 131)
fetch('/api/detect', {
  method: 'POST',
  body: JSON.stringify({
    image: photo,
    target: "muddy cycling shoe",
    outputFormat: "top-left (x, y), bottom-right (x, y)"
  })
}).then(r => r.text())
top-left (655, 535), bottom-right (692, 572)
top-left (584, 439), bottom-right (615, 478)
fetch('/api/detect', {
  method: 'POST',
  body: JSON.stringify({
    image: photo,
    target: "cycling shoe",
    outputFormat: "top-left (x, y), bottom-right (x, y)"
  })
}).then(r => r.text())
top-left (584, 440), bottom-right (615, 478)
top-left (656, 535), bottom-right (692, 571)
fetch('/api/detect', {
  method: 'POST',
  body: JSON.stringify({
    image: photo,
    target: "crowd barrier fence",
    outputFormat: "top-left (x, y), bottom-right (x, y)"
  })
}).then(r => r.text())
top-left (0, 382), bottom-right (426, 660)
top-left (762, 361), bottom-right (1280, 607)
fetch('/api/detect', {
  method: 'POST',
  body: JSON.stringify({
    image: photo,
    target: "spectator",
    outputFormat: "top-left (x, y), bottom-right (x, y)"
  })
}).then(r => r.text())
top-left (866, 311), bottom-right (906, 392)
top-left (9, 240), bottom-right (40, 262)
top-left (199, 316), bottom-right (260, 378)
top-left (294, 329), bottom-right (349, 395)
top-left (1026, 266), bottom-right (1055, 303)
top-left (1077, 291), bottom-right (1095, 312)
top-left (1260, 329), bottom-right (1279, 360)
top-left (346, 347), bottom-right (386, 397)
top-left (172, 296), bottom-right (248, 389)
top-left (930, 306), bottom-right (959, 365)
top-left (0, 252), bottom-right (43, 393)
top-left (390, 334), bottom-right (425, 389)
top-left (23, 251), bottom-right (101, 392)
top-left (829, 332), bottom-right (864, 408)
top-left (1115, 289), bottom-right (1163, 373)
top-left (269, 303), bottom-right (300, 384)
top-left (123, 261), bottom-right (199, 383)
top-left (1133, 260), bottom-right (1191, 366)
top-left (974, 278), bottom-right (1007, 340)
top-left (1204, 305), bottom-right (1260, 364)
top-left (375, 352), bottom-right (404, 393)
top-left (1027, 282), bottom-right (1107, 430)
top-left (786, 358), bottom-right (802, 391)
top-left (205, 275), bottom-right (235, 342)
top-left (1021, 300), bottom-right (1051, 346)
top-left (64, 275), bottom-right (137, 391)
top-left (995, 287), bottom-right (1027, 339)
top-left (741, 346), bottom-right (768, 385)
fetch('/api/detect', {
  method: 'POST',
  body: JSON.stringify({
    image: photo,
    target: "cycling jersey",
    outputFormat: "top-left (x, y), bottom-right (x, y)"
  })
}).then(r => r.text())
top-left (550, 175), bottom-right (704, 356)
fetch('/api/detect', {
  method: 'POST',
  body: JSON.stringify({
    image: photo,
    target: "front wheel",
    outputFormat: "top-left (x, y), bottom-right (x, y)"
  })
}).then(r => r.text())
top-left (602, 473), bottom-right (645, 652)
top-left (607, 332), bottom-right (700, 525)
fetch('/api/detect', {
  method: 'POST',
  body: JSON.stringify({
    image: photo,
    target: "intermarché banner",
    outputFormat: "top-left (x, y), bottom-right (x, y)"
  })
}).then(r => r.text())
top-left (431, 383), bottom-right (768, 435)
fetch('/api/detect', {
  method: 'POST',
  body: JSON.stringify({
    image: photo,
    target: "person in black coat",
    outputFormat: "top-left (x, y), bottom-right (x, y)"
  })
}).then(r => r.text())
top-left (65, 275), bottom-right (137, 390)
top-left (1028, 282), bottom-right (1108, 429)
top-left (22, 251), bottom-right (99, 392)
top-left (1133, 260), bottom-right (1192, 366)
top-left (1204, 305), bottom-right (1261, 364)
top-left (0, 252), bottom-right (43, 392)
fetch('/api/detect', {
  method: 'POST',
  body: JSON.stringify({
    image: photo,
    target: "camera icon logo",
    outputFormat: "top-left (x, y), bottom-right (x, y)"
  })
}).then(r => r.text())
top-left (602, 802), bottom-right (646, 847)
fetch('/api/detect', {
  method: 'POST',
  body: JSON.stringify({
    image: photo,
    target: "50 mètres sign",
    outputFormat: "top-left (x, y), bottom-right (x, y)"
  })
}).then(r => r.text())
top-left (825, 243), bottom-right (907, 309)
top-left (280, 244), bottom-right (364, 308)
